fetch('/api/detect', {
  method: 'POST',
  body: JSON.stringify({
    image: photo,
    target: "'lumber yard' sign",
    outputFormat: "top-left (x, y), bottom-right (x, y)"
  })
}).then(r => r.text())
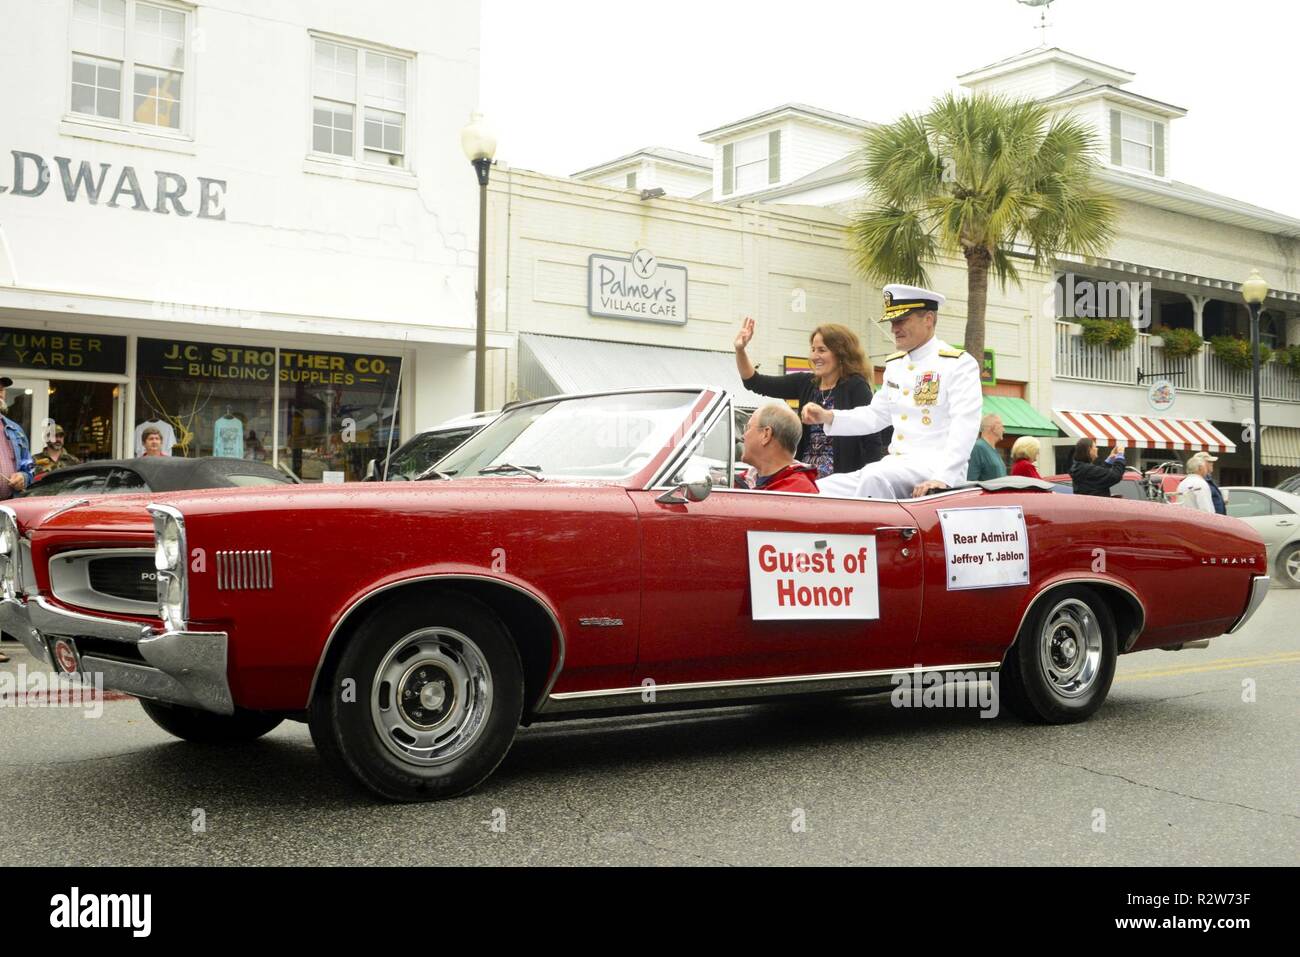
top-left (747, 531), bottom-right (880, 620)
top-left (0, 150), bottom-right (227, 220)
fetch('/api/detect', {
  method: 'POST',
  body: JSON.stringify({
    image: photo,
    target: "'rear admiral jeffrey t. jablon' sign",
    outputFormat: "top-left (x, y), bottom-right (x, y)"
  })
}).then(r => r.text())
top-left (588, 248), bottom-right (687, 325)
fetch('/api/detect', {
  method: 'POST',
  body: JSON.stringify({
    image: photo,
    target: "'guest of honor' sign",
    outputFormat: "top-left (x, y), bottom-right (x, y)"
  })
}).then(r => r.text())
top-left (588, 248), bottom-right (688, 325)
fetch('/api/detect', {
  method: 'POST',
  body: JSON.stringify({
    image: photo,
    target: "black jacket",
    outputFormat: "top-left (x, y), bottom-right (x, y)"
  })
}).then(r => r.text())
top-left (741, 371), bottom-right (886, 473)
top-left (1070, 456), bottom-right (1127, 497)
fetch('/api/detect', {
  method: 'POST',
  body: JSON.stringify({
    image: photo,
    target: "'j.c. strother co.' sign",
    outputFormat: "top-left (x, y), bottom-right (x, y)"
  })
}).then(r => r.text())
top-left (588, 248), bottom-right (687, 325)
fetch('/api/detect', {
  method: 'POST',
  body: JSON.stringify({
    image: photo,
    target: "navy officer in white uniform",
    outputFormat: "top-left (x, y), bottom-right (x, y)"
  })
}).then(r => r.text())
top-left (802, 284), bottom-right (983, 499)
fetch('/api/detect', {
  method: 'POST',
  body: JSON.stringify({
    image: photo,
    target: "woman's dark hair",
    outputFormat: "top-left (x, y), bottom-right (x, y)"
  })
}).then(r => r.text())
top-left (1072, 437), bottom-right (1096, 463)
top-left (810, 324), bottom-right (867, 380)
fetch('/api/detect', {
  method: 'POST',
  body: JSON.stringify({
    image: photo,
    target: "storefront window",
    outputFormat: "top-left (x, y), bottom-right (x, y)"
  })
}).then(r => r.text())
top-left (134, 339), bottom-right (400, 481)
top-left (277, 347), bottom-right (400, 482)
top-left (48, 380), bottom-right (118, 463)
top-left (135, 338), bottom-right (276, 458)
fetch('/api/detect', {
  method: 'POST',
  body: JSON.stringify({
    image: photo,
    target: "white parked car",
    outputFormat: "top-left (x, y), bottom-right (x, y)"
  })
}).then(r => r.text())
top-left (1222, 486), bottom-right (1300, 588)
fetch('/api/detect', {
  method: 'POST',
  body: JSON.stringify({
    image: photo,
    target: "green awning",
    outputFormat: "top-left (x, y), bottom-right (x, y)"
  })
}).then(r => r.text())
top-left (982, 396), bottom-right (1060, 437)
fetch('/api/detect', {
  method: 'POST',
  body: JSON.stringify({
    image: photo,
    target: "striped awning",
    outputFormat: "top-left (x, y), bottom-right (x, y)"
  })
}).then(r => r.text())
top-left (1262, 426), bottom-right (1300, 467)
top-left (1053, 410), bottom-right (1236, 453)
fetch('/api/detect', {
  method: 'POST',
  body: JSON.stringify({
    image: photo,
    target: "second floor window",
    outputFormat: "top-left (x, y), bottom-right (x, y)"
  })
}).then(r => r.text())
top-left (311, 38), bottom-right (410, 168)
top-left (1110, 109), bottom-right (1166, 177)
top-left (70, 0), bottom-right (188, 131)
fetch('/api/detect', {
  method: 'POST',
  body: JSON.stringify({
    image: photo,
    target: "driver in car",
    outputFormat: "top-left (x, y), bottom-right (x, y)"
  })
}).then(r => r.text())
top-left (741, 403), bottom-right (819, 493)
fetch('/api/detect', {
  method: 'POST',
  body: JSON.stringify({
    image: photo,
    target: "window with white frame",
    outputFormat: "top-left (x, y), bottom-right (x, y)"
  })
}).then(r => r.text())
top-left (732, 134), bottom-right (769, 193)
top-left (311, 37), bottom-right (410, 168)
top-left (1110, 109), bottom-right (1166, 176)
top-left (70, 0), bottom-right (189, 131)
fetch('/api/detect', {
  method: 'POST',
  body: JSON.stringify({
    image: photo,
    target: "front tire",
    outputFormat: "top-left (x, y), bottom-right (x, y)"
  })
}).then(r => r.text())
top-left (1001, 585), bottom-right (1117, 724)
top-left (309, 593), bottom-right (523, 802)
top-left (138, 699), bottom-right (284, 743)
top-left (1276, 543), bottom-right (1300, 588)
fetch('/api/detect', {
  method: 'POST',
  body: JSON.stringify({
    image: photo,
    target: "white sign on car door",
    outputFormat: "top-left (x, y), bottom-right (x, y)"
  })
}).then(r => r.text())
top-left (938, 506), bottom-right (1030, 590)
top-left (747, 531), bottom-right (880, 620)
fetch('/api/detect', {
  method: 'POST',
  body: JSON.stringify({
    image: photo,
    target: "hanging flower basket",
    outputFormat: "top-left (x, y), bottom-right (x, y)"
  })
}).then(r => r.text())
top-left (1210, 335), bottom-right (1272, 371)
top-left (1159, 327), bottom-right (1205, 359)
top-left (1079, 318), bottom-right (1136, 351)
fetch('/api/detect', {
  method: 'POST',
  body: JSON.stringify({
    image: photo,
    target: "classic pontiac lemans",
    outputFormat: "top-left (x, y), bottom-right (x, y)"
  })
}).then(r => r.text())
top-left (0, 388), bottom-right (1271, 801)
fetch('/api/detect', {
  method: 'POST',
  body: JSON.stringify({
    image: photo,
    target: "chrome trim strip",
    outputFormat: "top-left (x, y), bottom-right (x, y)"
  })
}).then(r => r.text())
top-left (28, 596), bottom-right (153, 642)
top-left (39, 498), bottom-right (92, 524)
top-left (82, 633), bottom-right (234, 715)
top-left (307, 574), bottom-right (567, 715)
top-left (539, 661), bottom-right (1003, 715)
top-left (1226, 575), bottom-right (1269, 635)
top-left (1010, 577), bottom-right (1147, 653)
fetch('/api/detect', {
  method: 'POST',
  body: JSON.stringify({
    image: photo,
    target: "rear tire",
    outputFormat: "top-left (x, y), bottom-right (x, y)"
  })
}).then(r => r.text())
top-left (138, 699), bottom-right (284, 743)
top-left (308, 592), bottom-right (523, 802)
top-left (1001, 585), bottom-right (1117, 724)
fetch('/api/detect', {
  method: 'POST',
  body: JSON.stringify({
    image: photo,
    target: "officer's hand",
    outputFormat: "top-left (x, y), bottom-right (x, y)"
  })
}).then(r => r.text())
top-left (8, 472), bottom-right (26, 491)
top-left (802, 403), bottom-right (831, 425)
top-left (734, 317), bottom-right (755, 352)
top-left (911, 479), bottom-right (948, 498)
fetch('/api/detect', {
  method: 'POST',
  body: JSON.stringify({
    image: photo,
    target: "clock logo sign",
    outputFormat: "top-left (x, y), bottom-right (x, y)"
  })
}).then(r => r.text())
top-left (630, 248), bottom-right (657, 280)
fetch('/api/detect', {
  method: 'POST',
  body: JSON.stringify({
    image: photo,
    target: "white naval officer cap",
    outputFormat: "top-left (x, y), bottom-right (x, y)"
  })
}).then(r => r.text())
top-left (881, 283), bottom-right (946, 322)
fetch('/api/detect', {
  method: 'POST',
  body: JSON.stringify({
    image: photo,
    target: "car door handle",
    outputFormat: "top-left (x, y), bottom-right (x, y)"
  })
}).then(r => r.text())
top-left (876, 526), bottom-right (917, 541)
top-left (1278, 520), bottom-right (1295, 527)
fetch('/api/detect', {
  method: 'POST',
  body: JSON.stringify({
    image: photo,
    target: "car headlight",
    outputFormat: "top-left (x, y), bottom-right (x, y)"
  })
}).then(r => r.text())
top-left (0, 508), bottom-right (18, 600)
top-left (147, 504), bottom-right (187, 629)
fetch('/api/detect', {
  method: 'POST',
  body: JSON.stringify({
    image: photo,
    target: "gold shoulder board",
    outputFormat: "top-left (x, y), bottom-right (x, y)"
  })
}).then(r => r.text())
top-left (938, 348), bottom-right (966, 358)
top-left (886, 350), bottom-right (906, 361)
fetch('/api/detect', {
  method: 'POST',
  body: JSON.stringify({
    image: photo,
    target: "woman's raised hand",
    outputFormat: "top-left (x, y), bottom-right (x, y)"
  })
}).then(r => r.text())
top-left (734, 316), bottom-right (755, 351)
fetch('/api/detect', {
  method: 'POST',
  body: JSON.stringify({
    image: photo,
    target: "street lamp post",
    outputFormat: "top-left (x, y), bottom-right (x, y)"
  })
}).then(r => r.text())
top-left (1241, 269), bottom-right (1269, 486)
top-left (461, 113), bottom-right (497, 413)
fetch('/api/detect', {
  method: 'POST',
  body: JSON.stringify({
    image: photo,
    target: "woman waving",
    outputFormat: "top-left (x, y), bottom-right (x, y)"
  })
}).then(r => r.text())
top-left (733, 317), bottom-right (885, 478)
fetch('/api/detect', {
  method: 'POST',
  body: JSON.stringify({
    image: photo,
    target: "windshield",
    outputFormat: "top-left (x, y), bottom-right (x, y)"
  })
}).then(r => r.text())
top-left (386, 427), bottom-right (480, 480)
top-left (435, 391), bottom-right (704, 480)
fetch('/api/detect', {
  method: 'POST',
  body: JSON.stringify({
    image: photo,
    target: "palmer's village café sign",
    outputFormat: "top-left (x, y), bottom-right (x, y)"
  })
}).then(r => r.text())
top-left (588, 248), bottom-right (687, 325)
top-left (0, 149), bottom-right (227, 219)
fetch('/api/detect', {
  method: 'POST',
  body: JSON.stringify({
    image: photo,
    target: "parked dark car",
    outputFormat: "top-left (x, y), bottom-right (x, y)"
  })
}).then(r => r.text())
top-left (21, 456), bottom-right (297, 498)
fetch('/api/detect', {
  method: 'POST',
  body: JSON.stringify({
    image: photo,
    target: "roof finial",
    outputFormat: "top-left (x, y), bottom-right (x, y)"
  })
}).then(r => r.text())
top-left (1017, 0), bottom-right (1054, 47)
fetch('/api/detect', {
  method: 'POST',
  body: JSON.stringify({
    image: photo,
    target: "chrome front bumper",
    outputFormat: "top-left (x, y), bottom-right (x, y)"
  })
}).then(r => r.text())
top-left (1, 595), bottom-right (234, 715)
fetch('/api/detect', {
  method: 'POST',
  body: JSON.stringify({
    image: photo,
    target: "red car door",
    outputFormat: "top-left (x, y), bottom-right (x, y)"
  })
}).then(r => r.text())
top-left (628, 487), bottom-right (924, 687)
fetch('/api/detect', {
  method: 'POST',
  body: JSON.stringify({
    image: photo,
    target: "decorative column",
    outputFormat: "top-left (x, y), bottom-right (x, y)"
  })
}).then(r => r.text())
top-left (1187, 293), bottom-right (1208, 391)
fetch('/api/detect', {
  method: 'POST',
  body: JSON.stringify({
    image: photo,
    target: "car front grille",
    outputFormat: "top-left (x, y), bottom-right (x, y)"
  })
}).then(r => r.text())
top-left (87, 556), bottom-right (157, 603)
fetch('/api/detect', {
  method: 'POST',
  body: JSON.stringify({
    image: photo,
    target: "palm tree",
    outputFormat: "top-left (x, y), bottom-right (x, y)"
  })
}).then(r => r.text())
top-left (851, 91), bottom-right (1116, 364)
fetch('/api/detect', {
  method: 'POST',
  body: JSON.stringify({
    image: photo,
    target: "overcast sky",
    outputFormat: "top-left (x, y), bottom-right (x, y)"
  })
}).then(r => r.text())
top-left (481, 0), bottom-right (1300, 218)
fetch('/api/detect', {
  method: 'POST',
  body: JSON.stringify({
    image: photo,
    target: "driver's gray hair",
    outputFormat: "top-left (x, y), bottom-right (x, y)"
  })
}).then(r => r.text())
top-left (754, 402), bottom-right (802, 455)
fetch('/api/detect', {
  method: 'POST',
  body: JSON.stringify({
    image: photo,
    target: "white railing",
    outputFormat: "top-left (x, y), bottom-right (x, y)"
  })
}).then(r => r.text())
top-left (1054, 321), bottom-right (1300, 403)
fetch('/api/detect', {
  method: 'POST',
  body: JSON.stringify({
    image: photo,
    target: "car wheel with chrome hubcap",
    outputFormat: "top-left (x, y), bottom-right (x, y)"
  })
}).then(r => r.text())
top-left (1001, 584), bottom-right (1117, 724)
top-left (309, 592), bottom-right (523, 802)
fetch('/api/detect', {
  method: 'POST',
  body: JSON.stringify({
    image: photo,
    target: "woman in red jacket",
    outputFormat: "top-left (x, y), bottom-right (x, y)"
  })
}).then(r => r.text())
top-left (1009, 435), bottom-right (1043, 479)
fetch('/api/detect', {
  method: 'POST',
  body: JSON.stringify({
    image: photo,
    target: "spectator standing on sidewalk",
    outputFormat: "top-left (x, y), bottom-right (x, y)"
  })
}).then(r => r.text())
top-left (1070, 438), bottom-right (1127, 497)
top-left (1009, 436), bottom-right (1043, 479)
top-left (966, 414), bottom-right (1007, 481)
top-left (0, 376), bottom-right (35, 664)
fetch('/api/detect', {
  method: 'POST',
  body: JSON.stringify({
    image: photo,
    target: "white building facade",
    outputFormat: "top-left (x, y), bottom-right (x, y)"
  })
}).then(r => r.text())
top-left (0, 0), bottom-right (502, 480)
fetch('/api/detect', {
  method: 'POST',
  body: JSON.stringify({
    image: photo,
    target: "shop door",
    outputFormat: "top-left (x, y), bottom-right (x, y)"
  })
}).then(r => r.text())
top-left (47, 380), bottom-right (121, 463)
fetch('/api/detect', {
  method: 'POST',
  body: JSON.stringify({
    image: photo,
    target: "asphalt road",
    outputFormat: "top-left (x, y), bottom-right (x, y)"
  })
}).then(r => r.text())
top-left (1, 590), bottom-right (1296, 866)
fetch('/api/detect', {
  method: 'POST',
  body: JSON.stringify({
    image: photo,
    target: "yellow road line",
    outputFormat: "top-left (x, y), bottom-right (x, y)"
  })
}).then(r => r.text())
top-left (1116, 651), bottom-right (1300, 682)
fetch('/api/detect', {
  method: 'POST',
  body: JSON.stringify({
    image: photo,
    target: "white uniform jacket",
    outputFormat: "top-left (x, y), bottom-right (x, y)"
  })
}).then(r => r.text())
top-left (823, 337), bottom-right (983, 489)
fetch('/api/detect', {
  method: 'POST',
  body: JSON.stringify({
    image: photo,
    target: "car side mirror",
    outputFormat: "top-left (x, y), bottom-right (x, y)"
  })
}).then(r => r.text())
top-left (656, 465), bottom-right (713, 505)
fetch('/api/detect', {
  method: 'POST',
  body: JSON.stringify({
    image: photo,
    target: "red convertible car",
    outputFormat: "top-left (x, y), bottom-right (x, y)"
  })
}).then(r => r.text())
top-left (0, 388), bottom-right (1270, 801)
